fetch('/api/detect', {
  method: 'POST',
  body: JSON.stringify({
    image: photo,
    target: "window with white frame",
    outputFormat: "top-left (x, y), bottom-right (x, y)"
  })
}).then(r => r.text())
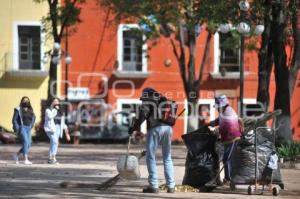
top-left (184, 99), bottom-right (215, 133)
top-left (117, 24), bottom-right (147, 73)
top-left (18, 25), bottom-right (41, 70)
top-left (117, 99), bottom-right (147, 134)
top-left (242, 98), bottom-right (266, 117)
top-left (219, 33), bottom-right (240, 73)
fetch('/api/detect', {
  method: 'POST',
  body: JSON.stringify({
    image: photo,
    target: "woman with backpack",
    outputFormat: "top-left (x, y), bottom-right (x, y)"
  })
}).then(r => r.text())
top-left (44, 97), bottom-right (70, 164)
top-left (12, 96), bottom-right (36, 165)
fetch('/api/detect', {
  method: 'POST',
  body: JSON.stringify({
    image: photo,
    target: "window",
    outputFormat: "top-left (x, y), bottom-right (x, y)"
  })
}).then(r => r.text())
top-left (242, 99), bottom-right (265, 117)
top-left (18, 26), bottom-right (41, 70)
top-left (123, 30), bottom-right (143, 71)
top-left (117, 99), bottom-right (147, 133)
top-left (117, 24), bottom-right (148, 75)
top-left (219, 33), bottom-right (240, 73)
top-left (184, 99), bottom-right (215, 134)
top-left (198, 104), bottom-right (212, 129)
top-left (121, 103), bottom-right (141, 127)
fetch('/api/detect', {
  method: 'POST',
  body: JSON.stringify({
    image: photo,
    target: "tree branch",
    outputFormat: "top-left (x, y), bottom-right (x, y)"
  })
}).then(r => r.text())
top-left (48, 0), bottom-right (60, 42)
top-left (197, 33), bottom-right (212, 88)
top-left (58, 0), bottom-right (79, 39)
top-left (187, 31), bottom-right (196, 90)
top-left (178, 21), bottom-right (187, 86)
top-left (169, 38), bottom-right (180, 61)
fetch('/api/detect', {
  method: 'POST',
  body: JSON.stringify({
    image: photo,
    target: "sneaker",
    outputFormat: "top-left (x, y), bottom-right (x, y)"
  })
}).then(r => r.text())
top-left (142, 187), bottom-right (159, 193)
top-left (24, 160), bottom-right (32, 165)
top-left (167, 187), bottom-right (175, 193)
top-left (13, 154), bottom-right (19, 164)
top-left (54, 160), bottom-right (59, 164)
top-left (48, 159), bottom-right (59, 164)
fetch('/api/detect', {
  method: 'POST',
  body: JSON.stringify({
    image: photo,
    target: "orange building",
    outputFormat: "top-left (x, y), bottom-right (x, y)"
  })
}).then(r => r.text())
top-left (61, 1), bottom-right (300, 141)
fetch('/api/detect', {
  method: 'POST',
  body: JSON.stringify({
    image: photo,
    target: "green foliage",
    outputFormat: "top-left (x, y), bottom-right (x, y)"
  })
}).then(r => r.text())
top-left (34, 0), bottom-right (85, 38)
top-left (100, 0), bottom-right (268, 52)
top-left (219, 31), bottom-right (240, 50)
top-left (100, 0), bottom-right (240, 36)
top-left (277, 141), bottom-right (300, 161)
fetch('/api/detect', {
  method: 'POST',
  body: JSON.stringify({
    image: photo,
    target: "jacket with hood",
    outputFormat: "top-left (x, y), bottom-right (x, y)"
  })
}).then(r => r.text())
top-left (12, 106), bottom-right (36, 132)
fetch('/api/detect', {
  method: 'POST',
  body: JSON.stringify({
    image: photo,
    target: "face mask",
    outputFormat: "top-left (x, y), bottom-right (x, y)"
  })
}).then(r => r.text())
top-left (22, 102), bottom-right (30, 107)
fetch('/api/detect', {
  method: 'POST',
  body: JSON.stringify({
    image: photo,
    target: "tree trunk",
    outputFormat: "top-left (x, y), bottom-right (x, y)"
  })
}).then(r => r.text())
top-left (271, 2), bottom-right (292, 144)
top-left (47, 61), bottom-right (57, 99)
top-left (257, 8), bottom-right (273, 113)
top-left (186, 97), bottom-right (199, 133)
top-left (289, 3), bottom-right (300, 98)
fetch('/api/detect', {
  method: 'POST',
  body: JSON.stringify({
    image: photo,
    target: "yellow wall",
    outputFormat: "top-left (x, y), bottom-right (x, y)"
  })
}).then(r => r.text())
top-left (0, 0), bottom-right (55, 133)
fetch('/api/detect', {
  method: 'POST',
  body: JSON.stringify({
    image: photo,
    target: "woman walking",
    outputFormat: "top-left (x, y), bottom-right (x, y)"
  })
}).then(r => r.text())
top-left (44, 97), bottom-right (70, 164)
top-left (12, 96), bottom-right (36, 165)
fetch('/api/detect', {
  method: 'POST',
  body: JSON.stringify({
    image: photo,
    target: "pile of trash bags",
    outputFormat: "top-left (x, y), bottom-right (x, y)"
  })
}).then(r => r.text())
top-left (182, 110), bottom-right (284, 190)
top-left (231, 127), bottom-right (283, 188)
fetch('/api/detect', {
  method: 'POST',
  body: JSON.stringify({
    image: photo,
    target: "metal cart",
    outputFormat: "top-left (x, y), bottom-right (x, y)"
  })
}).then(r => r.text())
top-left (229, 111), bottom-right (284, 196)
top-left (246, 117), bottom-right (282, 196)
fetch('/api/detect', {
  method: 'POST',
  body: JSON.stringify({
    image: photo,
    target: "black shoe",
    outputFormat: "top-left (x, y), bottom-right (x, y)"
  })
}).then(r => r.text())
top-left (142, 187), bottom-right (159, 193)
top-left (48, 159), bottom-right (59, 164)
top-left (167, 187), bottom-right (175, 193)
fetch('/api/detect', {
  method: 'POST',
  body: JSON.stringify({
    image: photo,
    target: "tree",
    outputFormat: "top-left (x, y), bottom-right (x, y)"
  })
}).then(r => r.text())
top-left (256, 0), bottom-right (300, 144)
top-left (34, 0), bottom-right (84, 99)
top-left (100, 0), bottom-right (241, 132)
top-left (288, 1), bottom-right (300, 98)
top-left (256, 2), bottom-right (273, 113)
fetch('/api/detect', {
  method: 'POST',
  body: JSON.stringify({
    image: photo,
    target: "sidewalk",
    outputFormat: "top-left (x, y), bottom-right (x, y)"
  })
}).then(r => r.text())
top-left (0, 143), bottom-right (299, 198)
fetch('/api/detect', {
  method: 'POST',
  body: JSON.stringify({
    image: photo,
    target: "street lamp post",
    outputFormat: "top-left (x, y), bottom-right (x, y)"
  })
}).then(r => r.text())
top-left (42, 33), bottom-right (72, 116)
top-left (239, 34), bottom-right (245, 118)
top-left (64, 27), bottom-right (70, 115)
top-left (238, 1), bottom-right (250, 118)
top-left (218, 0), bottom-right (264, 118)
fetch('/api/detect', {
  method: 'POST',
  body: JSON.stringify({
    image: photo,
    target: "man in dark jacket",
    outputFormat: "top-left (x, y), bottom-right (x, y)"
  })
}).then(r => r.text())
top-left (129, 87), bottom-right (175, 193)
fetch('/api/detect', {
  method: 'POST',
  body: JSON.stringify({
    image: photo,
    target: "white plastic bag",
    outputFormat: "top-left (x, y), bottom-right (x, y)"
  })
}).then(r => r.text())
top-left (267, 153), bottom-right (278, 170)
top-left (117, 154), bottom-right (140, 180)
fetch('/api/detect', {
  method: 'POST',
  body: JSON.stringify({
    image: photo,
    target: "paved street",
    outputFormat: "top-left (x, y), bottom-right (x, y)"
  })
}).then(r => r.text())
top-left (0, 143), bottom-right (299, 198)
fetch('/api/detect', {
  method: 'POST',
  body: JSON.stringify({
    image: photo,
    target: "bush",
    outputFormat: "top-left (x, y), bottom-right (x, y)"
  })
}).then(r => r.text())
top-left (276, 141), bottom-right (300, 161)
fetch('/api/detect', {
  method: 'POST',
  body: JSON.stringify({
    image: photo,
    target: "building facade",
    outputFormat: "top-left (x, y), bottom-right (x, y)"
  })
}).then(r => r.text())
top-left (0, 0), bottom-right (53, 132)
top-left (59, 1), bottom-right (300, 141)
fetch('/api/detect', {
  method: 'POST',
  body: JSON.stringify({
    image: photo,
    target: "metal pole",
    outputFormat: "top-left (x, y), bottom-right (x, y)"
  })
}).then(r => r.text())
top-left (239, 35), bottom-right (244, 118)
top-left (65, 27), bottom-right (69, 115)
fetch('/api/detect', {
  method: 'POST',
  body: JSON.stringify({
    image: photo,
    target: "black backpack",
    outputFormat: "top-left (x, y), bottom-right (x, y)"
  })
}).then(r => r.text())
top-left (157, 97), bottom-right (178, 126)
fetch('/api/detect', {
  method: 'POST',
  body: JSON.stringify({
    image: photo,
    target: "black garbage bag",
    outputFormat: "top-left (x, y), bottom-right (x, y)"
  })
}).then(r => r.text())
top-left (181, 127), bottom-right (219, 189)
top-left (231, 128), bottom-right (284, 189)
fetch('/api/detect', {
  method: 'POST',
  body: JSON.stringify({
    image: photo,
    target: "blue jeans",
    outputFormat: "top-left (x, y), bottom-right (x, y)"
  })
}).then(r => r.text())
top-left (46, 125), bottom-right (60, 157)
top-left (146, 125), bottom-right (175, 189)
top-left (19, 125), bottom-right (32, 155)
top-left (223, 142), bottom-right (237, 181)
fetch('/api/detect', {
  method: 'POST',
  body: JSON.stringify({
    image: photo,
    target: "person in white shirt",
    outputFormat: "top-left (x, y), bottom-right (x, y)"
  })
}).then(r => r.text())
top-left (44, 97), bottom-right (70, 164)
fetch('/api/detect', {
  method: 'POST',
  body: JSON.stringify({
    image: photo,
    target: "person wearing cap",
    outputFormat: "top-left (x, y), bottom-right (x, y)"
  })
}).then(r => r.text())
top-left (128, 87), bottom-right (175, 194)
top-left (206, 95), bottom-right (241, 185)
